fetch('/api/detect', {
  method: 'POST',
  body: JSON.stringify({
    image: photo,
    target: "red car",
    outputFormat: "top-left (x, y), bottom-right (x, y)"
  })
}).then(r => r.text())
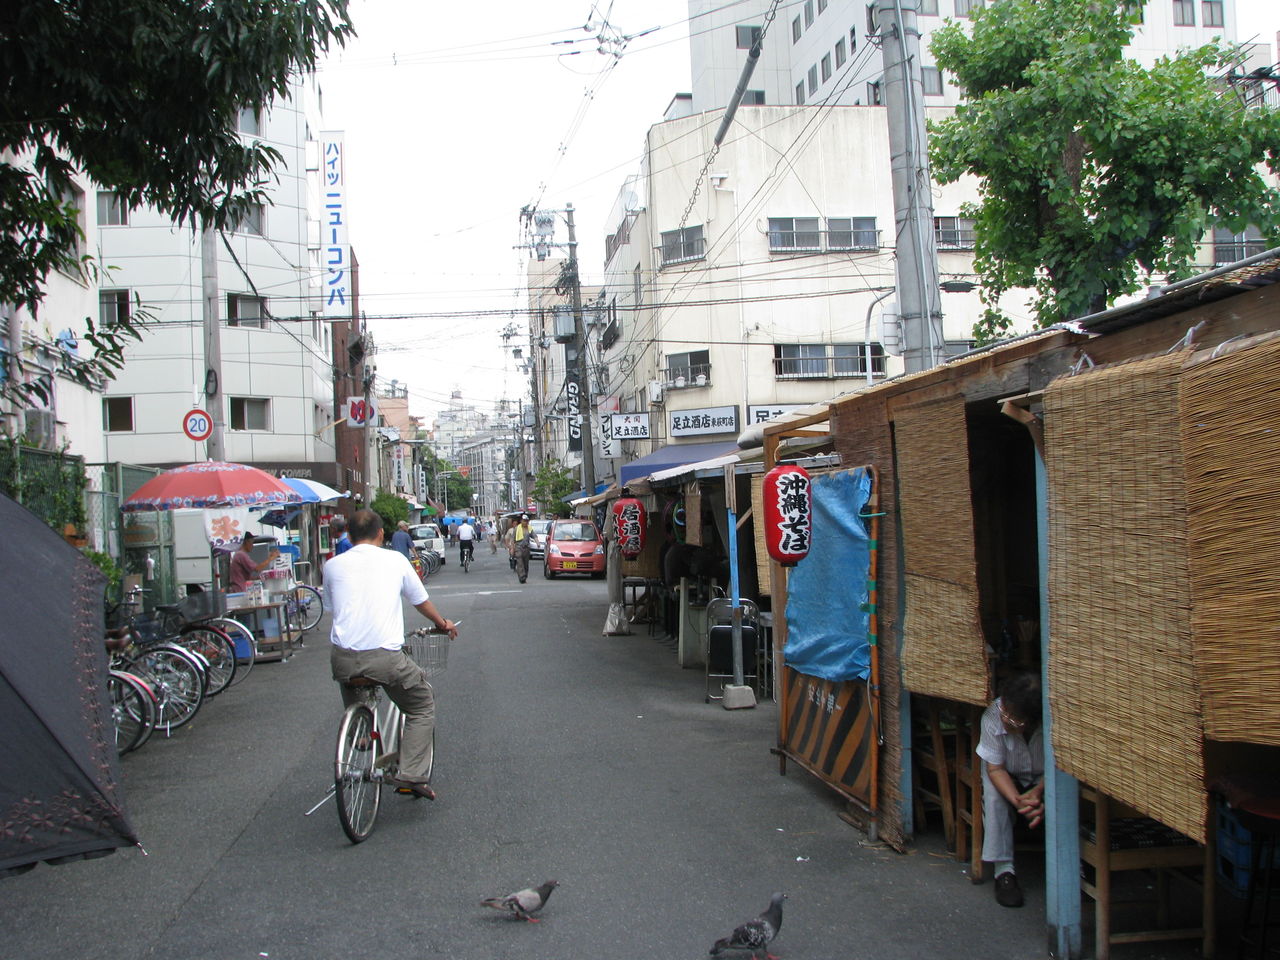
top-left (543, 519), bottom-right (606, 579)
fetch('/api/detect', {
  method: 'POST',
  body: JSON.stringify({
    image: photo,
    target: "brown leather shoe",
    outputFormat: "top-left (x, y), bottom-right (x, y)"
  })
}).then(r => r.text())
top-left (390, 778), bottom-right (436, 800)
top-left (995, 872), bottom-right (1023, 908)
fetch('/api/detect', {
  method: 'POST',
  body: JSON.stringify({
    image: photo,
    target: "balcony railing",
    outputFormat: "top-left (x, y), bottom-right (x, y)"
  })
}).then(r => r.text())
top-left (660, 236), bottom-right (706, 266)
top-left (660, 363), bottom-right (712, 388)
top-left (1214, 239), bottom-right (1269, 266)
top-left (768, 228), bottom-right (879, 253)
top-left (773, 353), bottom-right (885, 380)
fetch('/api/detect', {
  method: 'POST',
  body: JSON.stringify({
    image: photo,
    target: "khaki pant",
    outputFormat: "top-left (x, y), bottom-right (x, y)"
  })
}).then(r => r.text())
top-left (330, 645), bottom-right (435, 783)
top-left (512, 542), bottom-right (530, 581)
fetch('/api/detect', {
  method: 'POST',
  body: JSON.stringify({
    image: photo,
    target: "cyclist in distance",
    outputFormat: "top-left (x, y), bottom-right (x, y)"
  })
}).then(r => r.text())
top-left (323, 509), bottom-right (458, 799)
top-left (457, 516), bottom-right (476, 568)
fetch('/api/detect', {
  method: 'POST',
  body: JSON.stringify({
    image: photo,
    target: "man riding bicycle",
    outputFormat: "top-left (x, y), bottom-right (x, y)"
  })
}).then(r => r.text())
top-left (457, 517), bottom-right (476, 566)
top-left (323, 509), bottom-right (458, 799)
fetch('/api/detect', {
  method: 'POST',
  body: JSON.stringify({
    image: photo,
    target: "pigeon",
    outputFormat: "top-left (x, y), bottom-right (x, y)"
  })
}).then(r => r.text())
top-left (480, 879), bottom-right (560, 922)
top-left (710, 892), bottom-right (787, 959)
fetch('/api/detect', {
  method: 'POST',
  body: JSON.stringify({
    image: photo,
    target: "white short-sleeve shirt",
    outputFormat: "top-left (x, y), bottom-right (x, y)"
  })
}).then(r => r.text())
top-left (976, 698), bottom-right (1044, 782)
top-left (323, 543), bottom-right (429, 651)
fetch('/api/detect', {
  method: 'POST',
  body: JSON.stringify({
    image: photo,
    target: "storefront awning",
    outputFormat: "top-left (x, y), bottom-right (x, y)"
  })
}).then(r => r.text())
top-left (618, 441), bottom-right (739, 486)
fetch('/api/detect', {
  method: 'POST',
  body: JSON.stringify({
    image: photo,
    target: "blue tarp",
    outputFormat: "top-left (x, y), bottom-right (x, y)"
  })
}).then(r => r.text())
top-left (784, 467), bottom-right (873, 682)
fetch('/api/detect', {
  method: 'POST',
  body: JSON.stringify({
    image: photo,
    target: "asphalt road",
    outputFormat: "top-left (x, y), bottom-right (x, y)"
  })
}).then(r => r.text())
top-left (3, 547), bottom-right (1203, 959)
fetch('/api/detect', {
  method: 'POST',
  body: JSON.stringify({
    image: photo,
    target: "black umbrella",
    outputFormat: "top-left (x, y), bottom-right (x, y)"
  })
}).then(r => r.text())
top-left (0, 492), bottom-right (138, 877)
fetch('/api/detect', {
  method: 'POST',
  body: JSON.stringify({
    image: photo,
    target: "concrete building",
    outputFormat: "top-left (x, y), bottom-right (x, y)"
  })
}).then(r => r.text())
top-left (95, 76), bottom-right (340, 485)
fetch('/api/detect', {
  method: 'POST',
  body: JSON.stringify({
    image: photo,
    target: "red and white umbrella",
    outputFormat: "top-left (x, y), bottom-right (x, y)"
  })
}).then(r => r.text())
top-left (121, 461), bottom-right (304, 512)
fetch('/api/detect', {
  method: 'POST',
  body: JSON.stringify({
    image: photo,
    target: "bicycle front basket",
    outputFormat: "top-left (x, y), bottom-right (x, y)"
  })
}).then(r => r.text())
top-left (404, 632), bottom-right (449, 677)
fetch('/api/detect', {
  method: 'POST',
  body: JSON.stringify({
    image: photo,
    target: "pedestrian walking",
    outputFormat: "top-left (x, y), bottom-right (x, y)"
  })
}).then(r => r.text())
top-left (505, 513), bottom-right (532, 583)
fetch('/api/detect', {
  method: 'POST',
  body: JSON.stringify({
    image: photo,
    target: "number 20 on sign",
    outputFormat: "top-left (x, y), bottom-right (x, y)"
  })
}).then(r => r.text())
top-left (183, 408), bottom-right (214, 442)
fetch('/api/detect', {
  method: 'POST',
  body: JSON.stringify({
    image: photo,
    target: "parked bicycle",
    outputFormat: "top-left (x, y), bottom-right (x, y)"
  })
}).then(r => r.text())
top-left (305, 624), bottom-right (454, 843)
top-left (106, 589), bottom-right (208, 736)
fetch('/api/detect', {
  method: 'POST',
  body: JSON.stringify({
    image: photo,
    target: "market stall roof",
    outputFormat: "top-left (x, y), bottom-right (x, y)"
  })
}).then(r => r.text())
top-left (281, 477), bottom-right (345, 503)
top-left (618, 440), bottom-right (740, 485)
top-left (565, 479), bottom-right (614, 502)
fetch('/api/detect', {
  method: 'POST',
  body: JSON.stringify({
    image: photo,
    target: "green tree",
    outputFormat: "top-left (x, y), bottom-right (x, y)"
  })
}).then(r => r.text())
top-left (929, 0), bottom-right (1280, 338)
top-left (531, 457), bottom-right (575, 518)
top-left (370, 490), bottom-right (408, 539)
top-left (417, 448), bottom-right (472, 514)
top-left (0, 0), bottom-right (353, 402)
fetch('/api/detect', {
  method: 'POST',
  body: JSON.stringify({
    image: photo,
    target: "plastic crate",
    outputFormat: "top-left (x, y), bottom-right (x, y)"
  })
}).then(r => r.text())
top-left (1216, 804), bottom-right (1280, 897)
top-left (403, 631), bottom-right (449, 678)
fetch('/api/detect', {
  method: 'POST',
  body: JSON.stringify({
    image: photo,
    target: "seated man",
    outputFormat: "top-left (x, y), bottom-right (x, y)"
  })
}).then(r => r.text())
top-left (977, 671), bottom-right (1045, 908)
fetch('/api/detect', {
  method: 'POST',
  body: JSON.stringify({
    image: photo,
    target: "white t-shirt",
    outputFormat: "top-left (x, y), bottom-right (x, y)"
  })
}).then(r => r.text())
top-left (457, 522), bottom-right (475, 541)
top-left (323, 543), bottom-right (429, 651)
top-left (976, 698), bottom-right (1044, 783)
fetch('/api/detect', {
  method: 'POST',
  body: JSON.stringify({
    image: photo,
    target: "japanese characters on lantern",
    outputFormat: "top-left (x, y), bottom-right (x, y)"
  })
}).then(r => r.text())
top-left (763, 464), bottom-right (812, 566)
top-left (612, 497), bottom-right (647, 559)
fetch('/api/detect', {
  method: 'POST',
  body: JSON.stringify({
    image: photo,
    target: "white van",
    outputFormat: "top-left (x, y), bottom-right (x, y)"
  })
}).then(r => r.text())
top-left (409, 522), bottom-right (446, 563)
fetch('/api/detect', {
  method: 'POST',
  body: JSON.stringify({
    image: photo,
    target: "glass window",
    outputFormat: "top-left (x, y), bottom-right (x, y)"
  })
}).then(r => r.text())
top-left (1202, 0), bottom-right (1222, 27)
top-left (818, 0), bottom-right (828, 12)
top-left (828, 217), bottom-right (878, 250)
top-left (736, 25), bottom-right (762, 49)
top-left (922, 66), bottom-right (944, 96)
top-left (102, 397), bottom-right (134, 432)
top-left (1213, 226), bottom-right (1266, 265)
top-left (935, 216), bottom-right (977, 249)
top-left (868, 79), bottom-right (883, 105)
top-left (768, 217), bottom-right (822, 251)
top-left (774, 344), bottom-right (828, 378)
top-left (835, 38), bottom-right (847, 68)
top-left (919, 0), bottom-right (939, 14)
top-left (821, 53), bottom-right (833, 83)
top-left (238, 107), bottom-right (260, 135)
top-left (955, 0), bottom-right (984, 16)
top-left (805, 0), bottom-right (814, 28)
top-left (233, 202), bottom-right (265, 235)
top-left (744, 90), bottom-right (766, 105)
top-left (666, 349), bottom-right (711, 386)
top-left (1123, 1), bottom-right (1145, 22)
top-left (1173, 0), bottom-right (1194, 25)
top-left (659, 225), bottom-right (705, 265)
top-left (833, 342), bottom-right (886, 377)
top-left (230, 397), bottom-right (270, 431)
top-left (99, 289), bottom-right (130, 327)
top-left (808, 64), bottom-right (818, 95)
top-left (792, 15), bottom-right (801, 42)
top-left (227, 294), bottom-right (268, 328)
top-left (796, 81), bottom-right (806, 105)
top-left (97, 191), bottom-right (128, 226)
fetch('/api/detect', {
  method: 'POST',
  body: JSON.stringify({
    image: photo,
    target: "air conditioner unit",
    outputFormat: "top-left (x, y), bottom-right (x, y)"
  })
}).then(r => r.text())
top-left (647, 380), bottom-right (664, 405)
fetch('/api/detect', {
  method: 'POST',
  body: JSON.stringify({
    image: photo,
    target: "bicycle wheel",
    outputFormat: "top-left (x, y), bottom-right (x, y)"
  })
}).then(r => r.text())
top-left (108, 670), bottom-right (153, 755)
top-left (335, 704), bottom-right (380, 844)
top-left (177, 625), bottom-right (236, 696)
top-left (129, 645), bottom-right (205, 730)
top-left (424, 551), bottom-right (441, 576)
top-left (290, 584), bottom-right (324, 633)
top-left (208, 617), bottom-right (256, 684)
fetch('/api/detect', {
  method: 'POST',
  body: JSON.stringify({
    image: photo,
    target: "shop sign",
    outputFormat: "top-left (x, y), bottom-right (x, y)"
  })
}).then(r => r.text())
top-left (610, 413), bottom-right (651, 440)
top-left (748, 404), bottom-right (808, 425)
top-left (122, 515), bottom-right (160, 547)
top-left (762, 464), bottom-right (812, 566)
top-left (320, 131), bottom-right (351, 317)
top-left (566, 380), bottom-right (582, 452)
top-left (669, 405), bottom-right (739, 438)
top-left (612, 497), bottom-right (647, 559)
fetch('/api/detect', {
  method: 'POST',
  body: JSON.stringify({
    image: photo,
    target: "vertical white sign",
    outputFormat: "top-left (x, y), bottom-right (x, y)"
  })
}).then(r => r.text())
top-left (320, 132), bottom-right (350, 317)
top-left (392, 445), bottom-right (406, 489)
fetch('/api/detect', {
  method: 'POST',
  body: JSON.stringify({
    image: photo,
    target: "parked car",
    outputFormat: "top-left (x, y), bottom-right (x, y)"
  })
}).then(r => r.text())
top-left (410, 522), bottom-right (446, 564)
top-left (527, 519), bottom-right (552, 559)
top-left (543, 518), bottom-right (605, 579)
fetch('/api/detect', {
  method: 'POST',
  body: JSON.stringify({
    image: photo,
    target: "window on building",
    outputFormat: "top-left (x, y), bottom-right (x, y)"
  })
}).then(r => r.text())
top-left (1173, 0), bottom-right (1194, 25)
top-left (97, 191), bottom-right (128, 226)
top-left (1202, 0), bottom-right (1223, 27)
top-left (633, 264), bottom-right (642, 308)
top-left (1213, 226), bottom-right (1266, 265)
top-left (833, 342), bottom-right (886, 377)
top-left (736, 24), bottom-right (762, 48)
top-left (100, 289), bottom-right (130, 326)
top-left (808, 64), bottom-right (819, 95)
top-left (660, 225), bottom-right (706, 265)
top-left (866, 4), bottom-right (877, 34)
top-left (227, 293), bottom-right (268, 328)
top-left (744, 90), bottom-right (766, 104)
top-left (774, 344), bottom-right (829, 378)
top-left (851, 25), bottom-right (859, 50)
top-left (796, 81), bottom-right (806, 105)
top-left (233, 202), bottom-right (265, 235)
top-left (818, 0), bottom-right (828, 13)
top-left (922, 66), bottom-right (944, 96)
top-left (52, 179), bottom-right (85, 261)
top-left (821, 53), bottom-right (833, 83)
top-left (805, 0), bottom-right (814, 27)
top-left (1123, 1), bottom-right (1145, 23)
top-left (827, 217), bottom-right (878, 250)
top-left (102, 396), bottom-right (134, 432)
top-left (768, 217), bottom-right (822, 252)
top-left (868, 79), bottom-right (883, 105)
top-left (792, 15), bottom-right (801, 42)
top-left (238, 107), bottom-right (260, 135)
top-left (935, 216), bottom-right (977, 249)
top-left (665, 349), bottom-right (711, 387)
top-left (954, 0), bottom-right (984, 16)
top-left (230, 397), bottom-right (270, 431)
top-left (919, 0), bottom-right (939, 14)
top-left (835, 37), bottom-right (847, 68)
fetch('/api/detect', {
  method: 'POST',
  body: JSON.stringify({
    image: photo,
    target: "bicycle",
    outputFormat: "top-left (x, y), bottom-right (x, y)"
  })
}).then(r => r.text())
top-left (285, 582), bottom-right (324, 633)
top-left (460, 540), bottom-right (474, 573)
top-left (305, 624), bottom-right (455, 844)
top-left (107, 592), bottom-right (208, 734)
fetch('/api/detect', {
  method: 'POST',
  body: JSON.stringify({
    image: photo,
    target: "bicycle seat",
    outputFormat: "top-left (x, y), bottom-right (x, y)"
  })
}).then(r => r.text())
top-left (155, 602), bottom-right (183, 614)
top-left (345, 676), bottom-right (380, 687)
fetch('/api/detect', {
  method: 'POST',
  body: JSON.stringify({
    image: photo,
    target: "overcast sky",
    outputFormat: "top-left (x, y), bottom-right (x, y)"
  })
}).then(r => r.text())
top-left (317, 0), bottom-right (1279, 428)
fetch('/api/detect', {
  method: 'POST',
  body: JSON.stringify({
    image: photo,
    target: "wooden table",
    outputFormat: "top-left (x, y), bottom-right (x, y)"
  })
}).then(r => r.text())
top-left (227, 598), bottom-right (301, 662)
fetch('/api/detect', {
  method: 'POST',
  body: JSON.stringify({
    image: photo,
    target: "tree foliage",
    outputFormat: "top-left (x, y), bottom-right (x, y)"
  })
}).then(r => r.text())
top-left (928, 0), bottom-right (1280, 336)
top-left (370, 490), bottom-right (408, 538)
top-left (531, 457), bottom-right (575, 518)
top-left (0, 0), bottom-right (353, 399)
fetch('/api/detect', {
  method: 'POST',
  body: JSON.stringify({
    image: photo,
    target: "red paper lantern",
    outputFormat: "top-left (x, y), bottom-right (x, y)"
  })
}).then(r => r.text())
top-left (762, 464), bottom-right (812, 566)
top-left (612, 497), bottom-right (647, 559)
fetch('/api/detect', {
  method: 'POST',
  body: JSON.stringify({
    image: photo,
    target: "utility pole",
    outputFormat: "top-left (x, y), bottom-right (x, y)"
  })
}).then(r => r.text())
top-left (565, 204), bottom-right (597, 498)
top-left (201, 222), bottom-right (226, 460)
top-left (876, 0), bottom-right (943, 374)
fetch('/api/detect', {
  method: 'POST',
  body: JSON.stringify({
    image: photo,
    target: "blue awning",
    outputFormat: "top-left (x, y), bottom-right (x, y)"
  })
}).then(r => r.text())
top-left (619, 441), bottom-right (740, 486)
top-left (565, 480), bottom-right (614, 502)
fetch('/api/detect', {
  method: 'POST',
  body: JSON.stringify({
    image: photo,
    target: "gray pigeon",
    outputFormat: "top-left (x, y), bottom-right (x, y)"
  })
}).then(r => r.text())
top-left (481, 879), bottom-right (560, 922)
top-left (710, 891), bottom-right (786, 959)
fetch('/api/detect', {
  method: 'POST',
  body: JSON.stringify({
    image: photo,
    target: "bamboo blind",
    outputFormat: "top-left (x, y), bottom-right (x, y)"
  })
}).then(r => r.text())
top-left (1181, 336), bottom-right (1280, 746)
top-left (751, 475), bottom-right (770, 596)
top-left (685, 480), bottom-right (703, 546)
top-left (1045, 352), bottom-right (1206, 841)
top-left (894, 393), bottom-right (989, 707)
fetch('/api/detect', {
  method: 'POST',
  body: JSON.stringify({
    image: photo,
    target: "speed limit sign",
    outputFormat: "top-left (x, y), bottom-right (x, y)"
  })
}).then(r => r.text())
top-left (183, 408), bottom-right (214, 442)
